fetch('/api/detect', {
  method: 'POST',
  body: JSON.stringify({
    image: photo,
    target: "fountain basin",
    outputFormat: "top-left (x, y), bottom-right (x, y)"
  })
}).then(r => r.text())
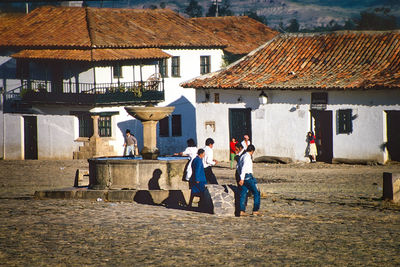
top-left (88, 157), bottom-right (189, 190)
top-left (125, 106), bottom-right (175, 121)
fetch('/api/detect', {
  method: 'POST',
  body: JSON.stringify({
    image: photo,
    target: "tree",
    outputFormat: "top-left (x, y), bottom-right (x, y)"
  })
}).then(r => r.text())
top-left (286, 18), bottom-right (299, 32)
top-left (243, 10), bottom-right (268, 25)
top-left (356, 8), bottom-right (397, 30)
top-left (184, 0), bottom-right (203, 18)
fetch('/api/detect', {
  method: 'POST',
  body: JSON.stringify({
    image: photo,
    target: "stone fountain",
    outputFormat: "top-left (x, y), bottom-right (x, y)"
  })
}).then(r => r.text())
top-left (87, 105), bottom-right (189, 191)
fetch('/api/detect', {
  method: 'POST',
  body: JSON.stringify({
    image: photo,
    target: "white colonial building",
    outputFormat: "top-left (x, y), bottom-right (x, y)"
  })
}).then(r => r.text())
top-left (0, 6), bottom-right (276, 159)
top-left (182, 31), bottom-right (400, 164)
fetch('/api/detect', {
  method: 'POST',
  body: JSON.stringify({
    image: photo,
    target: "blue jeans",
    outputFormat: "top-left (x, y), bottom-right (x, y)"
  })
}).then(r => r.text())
top-left (240, 174), bottom-right (260, 212)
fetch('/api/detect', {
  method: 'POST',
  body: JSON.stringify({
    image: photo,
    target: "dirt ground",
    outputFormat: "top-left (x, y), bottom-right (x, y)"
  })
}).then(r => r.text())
top-left (0, 159), bottom-right (399, 266)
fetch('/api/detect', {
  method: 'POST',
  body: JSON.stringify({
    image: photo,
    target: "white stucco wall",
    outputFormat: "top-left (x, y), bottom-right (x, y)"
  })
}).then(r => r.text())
top-left (37, 115), bottom-right (76, 159)
top-left (3, 113), bottom-right (23, 160)
top-left (195, 89), bottom-right (400, 163)
top-left (157, 48), bottom-right (225, 155)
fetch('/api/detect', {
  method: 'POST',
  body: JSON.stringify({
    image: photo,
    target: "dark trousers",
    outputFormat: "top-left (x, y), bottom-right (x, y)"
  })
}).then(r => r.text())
top-left (204, 166), bottom-right (218, 184)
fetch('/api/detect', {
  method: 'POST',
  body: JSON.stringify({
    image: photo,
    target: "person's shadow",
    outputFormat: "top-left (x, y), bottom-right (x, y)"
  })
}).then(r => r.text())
top-left (148, 169), bottom-right (162, 190)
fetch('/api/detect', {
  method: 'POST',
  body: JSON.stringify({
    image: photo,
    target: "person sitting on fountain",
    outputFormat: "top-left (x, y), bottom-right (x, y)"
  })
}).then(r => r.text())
top-left (188, 148), bottom-right (207, 207)
top-left (174, 138), bottom-right (197, 181)
top-left (123, 129), bottom-right (138, 157)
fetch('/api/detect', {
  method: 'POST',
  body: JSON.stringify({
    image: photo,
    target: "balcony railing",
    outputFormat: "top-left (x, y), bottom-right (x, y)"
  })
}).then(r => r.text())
top-left (12, 79), bottom-right (164, 105)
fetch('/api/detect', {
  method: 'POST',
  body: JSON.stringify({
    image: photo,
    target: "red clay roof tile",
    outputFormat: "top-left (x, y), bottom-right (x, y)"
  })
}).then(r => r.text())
top-left (11, 48), bottom-right (171, 61)
top-left (190, 16), bottom-right (277, 55)
top-left (182, 31), bottom-right (400, 90)
top-left (0, 6), bottom-right (225, 49)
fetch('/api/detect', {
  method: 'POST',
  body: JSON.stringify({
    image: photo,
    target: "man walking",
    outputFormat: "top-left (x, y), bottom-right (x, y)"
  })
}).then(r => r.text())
top-left (203, 138), bottom-right (218, 184)
top-left (238, 144), bottom-right (261, 216)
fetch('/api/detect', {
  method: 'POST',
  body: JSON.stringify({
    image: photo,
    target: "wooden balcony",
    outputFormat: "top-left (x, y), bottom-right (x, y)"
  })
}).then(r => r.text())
top-left (12, 80), bottom-right (164, 106)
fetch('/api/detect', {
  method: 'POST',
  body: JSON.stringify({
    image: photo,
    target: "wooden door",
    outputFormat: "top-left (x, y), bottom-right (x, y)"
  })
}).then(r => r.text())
top-left (386, 111), bottom-right (400, 161)
top-left (311, 110), bottom-right (333, 163)
top-left (24, 116), bottom-right (38, 160)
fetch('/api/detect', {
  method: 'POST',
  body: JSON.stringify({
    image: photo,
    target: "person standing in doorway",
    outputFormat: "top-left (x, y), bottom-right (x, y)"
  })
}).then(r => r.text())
top-left (307, 131), bottom-right (317, 163)
top-left (123, 129), bottom-right (138, 157)
top-left (238, 144), bottom-right (261, 217)
top-left (203, 138), bottom-right (218, 184)
top-left (229, 137), bottom-right (238, 169)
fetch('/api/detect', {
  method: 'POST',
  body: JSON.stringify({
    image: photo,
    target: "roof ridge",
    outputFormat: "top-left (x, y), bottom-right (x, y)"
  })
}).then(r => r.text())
top-left (280, 30), bottom-right (400, 38)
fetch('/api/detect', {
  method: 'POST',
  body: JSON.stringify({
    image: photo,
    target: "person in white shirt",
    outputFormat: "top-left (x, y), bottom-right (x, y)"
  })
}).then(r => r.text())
top-left (175, 138), bottom-right (197, 181)
top-left (203, 138), bottom-right (218, 184)
top-left (238, 144), bottom-right (261, 216)
top-left (239, 134), bottom-right (251, 155)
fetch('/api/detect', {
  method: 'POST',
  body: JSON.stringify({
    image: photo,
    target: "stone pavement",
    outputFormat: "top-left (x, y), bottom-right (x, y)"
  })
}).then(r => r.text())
top-left (0, 160), bottom-right (399, 266)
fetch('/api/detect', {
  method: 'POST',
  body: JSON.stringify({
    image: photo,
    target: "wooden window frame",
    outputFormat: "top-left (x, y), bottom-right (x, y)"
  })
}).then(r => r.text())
top-left (200, 55), bottom-right (211, 75)
top-left (171, 114), bottom-right (182, 137)
top-left (337, 109), bottom-right (353, 134)
top-left (113, 64), bottom-right (123, 79)
top-left (98, 115), bottom-right (112, 137)
top-left (171, 56), bottom-right (180, 77)
top-left (159, 117), bottom-right (169, 137)
top-left (159, 58), bottom-right (168, 78)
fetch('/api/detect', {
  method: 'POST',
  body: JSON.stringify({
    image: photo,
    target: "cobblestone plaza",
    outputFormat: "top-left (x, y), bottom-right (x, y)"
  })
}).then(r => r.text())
top-left (0, 160), bottom-right (399, 266)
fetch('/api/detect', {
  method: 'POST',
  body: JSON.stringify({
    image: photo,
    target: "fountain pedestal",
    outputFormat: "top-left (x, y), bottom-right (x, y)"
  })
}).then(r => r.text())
top-left (125, 106), bottom-right (174, 159)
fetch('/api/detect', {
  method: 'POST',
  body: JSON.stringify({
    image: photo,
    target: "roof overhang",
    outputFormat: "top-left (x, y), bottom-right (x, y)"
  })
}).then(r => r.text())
top-left (11, 48), bottom-right (171, 61)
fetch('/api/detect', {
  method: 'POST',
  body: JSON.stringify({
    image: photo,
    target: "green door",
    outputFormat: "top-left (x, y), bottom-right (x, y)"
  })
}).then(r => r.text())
top-left (229, 108), bottom-right (252, 143)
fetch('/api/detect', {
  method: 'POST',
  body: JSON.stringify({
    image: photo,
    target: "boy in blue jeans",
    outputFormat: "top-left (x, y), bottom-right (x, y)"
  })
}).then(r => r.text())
top-left (238, 144), bottom-right (261, 217)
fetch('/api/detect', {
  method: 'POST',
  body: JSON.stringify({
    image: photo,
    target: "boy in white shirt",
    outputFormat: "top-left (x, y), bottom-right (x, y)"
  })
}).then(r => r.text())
top-left (203, 138), bottom-right (218, 184)
top-left (238, 144), bottom-right (261, 216)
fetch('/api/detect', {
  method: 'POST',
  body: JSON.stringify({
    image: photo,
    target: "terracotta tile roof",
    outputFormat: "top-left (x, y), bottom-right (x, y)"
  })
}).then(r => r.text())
top-left (11, 48), bottom-right (171, 61)
top-left (191, 16), bottom-right (278, 55)
top-left (0, 6), bottom-right (224, 49)
top-left (182, 31), bottom-right (400, 90)
top-left (0, 7), bottom-right (91, 47)
top-left (87, 8), bottom-right (225, 48)
top-left (0, 14), bottom-right (24, 32)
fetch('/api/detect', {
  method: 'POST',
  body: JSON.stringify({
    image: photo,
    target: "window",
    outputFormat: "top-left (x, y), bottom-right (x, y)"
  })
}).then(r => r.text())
top-left (98, 116), bottom-right (112, 137)
top-left (214, 93), bottom-right (220, 103)
top-left (172, 115), bottom-right (182, 136)
top-left (16, 60), bottom-right (29, 79)
top-left (77, 113), bottom-right (93, 138)
top-left (171, 56), bottom-right (180, 77)
top-left (113, 64), bottom-right (123, 78)
top-left (159, 117), bottom-right (169, 137)
top-left (337, 109), bottom-right (352, 134)
top-left (159, 58), bottom-right (168, 78)
top-left (311, 92), bottom-right (328, 110)
top-left (200, 56), bottom-right (211, 74)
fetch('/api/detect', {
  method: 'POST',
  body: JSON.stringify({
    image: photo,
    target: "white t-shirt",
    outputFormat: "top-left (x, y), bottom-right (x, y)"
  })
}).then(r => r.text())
top-left (182, 146), bottom-right (197, 181)
top-left (203, 146), bottom-right (215, 168)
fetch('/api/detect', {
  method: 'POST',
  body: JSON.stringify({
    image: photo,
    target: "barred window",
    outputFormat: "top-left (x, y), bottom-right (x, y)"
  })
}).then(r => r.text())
top-left (171, 56), bottom-right (180, 77)
top-left (98, 116), bottom-right (112, 137)
top-left (200, 56), bottom-right (210, 74)
top-left (337, 109), bottom-right (352, 134)
top-left (159, 58), bottom-right (168, 78)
